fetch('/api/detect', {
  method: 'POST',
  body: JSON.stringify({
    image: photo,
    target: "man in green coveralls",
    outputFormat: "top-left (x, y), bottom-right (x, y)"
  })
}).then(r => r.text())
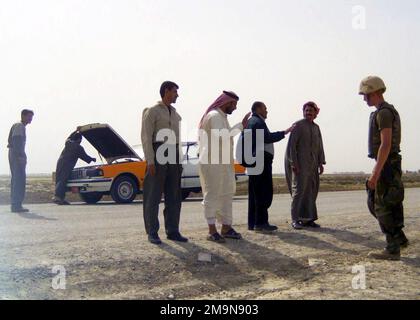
top-left (359, 76), bottom-right (409, 261)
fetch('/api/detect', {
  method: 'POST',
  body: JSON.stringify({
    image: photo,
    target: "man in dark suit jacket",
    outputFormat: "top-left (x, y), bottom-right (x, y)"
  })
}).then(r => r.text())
top-left (246, 102), bottom-right (294, 232)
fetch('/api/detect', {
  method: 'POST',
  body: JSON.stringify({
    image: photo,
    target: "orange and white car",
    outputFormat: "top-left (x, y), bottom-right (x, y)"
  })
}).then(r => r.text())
top-left (67, 123), bottom-right (247, 204)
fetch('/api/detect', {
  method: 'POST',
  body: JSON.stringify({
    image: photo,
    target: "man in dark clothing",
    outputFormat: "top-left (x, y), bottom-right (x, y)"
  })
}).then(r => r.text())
top-left (246, 102), bottom-right (295, 232)
top-left (53, 131), bottom-right (96, 205)
top-left (359, 76), bottom-right (408, 261)
top-left (7, 109), bottom-right (34, 213)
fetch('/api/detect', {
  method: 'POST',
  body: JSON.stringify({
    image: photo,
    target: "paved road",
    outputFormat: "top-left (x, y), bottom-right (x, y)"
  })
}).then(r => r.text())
top-left (1, 189), bottom-right (419, 299)
top-left (1, 189), bottom-right (419, 232)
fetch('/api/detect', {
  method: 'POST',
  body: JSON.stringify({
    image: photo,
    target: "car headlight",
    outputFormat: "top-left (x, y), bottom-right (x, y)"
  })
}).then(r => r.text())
top-left (86, 168), bottom-right (104, 177)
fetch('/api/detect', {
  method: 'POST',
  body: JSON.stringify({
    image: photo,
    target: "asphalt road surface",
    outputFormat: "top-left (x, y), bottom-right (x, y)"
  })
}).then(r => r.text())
top-left (1, 189), bottom-right (419, 300)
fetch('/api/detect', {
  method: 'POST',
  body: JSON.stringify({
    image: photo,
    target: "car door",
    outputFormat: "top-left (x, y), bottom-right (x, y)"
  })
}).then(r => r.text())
top-left (181, 143), bottom-right (201, 189)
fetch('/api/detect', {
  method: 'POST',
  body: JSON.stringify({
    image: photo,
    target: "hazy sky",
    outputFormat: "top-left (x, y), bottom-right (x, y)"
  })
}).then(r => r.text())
top-left (1, 0), bottom-right (419, 174)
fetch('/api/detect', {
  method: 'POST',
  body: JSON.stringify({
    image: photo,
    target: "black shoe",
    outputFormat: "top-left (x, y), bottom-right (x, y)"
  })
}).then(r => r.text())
top-left (61, 200), bottom-right (71, 205)
top-left (148, 234), bottom-right (162, 245)
top-left (11, 207), bottom-right (29, 213)
top-left (53, 198), bottom-right (71, 205)
top-left (292, 221), bottom-right (304, 230)
top-left (167, 232), bottom-right (188, 243)
top-left (305, 221), bottom-right (321, 228)
top-left (254, 224), bottom-right (278, 232)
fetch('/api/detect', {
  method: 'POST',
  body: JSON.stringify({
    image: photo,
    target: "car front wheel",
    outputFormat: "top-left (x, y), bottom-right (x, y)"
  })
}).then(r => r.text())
top-left (111, 176), bottom-right (138, 204)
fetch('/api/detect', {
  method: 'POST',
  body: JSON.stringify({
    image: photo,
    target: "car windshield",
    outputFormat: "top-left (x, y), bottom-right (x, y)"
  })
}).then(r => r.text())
top-left (133, 143), bottom-right (199, 161)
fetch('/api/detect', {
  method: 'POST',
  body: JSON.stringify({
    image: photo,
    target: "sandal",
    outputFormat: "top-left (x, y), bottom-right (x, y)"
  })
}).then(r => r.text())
top-left (207, 233), bottom-right (226, 243)
top-left (221, 228), bottom-right (242, 240)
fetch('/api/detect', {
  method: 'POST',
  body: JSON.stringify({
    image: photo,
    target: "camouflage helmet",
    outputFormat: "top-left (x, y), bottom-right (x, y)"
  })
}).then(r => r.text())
top-left (359, 76), bottom-right (386, 95)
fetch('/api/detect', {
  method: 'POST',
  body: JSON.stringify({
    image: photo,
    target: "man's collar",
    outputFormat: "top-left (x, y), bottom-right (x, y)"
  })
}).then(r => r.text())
top-left (216, 108), bottom-right (228, 117)
top-left (252, 112), bottom-right (266, 122)
top-left (377, 101), bottom-right (388, 110)
top-left (158, 101), bottom-right (173, 109)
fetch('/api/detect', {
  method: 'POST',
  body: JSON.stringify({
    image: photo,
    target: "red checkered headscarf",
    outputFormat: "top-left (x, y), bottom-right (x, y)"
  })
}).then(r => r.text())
top-left (198, 91), bottom-right (239, 128)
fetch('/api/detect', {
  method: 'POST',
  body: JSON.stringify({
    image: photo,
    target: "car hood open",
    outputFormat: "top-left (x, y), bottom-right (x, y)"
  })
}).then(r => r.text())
top-left (78, 123), bottom-right (141, 164)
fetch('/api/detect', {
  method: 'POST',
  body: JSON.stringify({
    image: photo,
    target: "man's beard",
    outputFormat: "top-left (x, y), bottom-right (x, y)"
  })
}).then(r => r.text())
top-left (226, 107), bottom-right (236, 114)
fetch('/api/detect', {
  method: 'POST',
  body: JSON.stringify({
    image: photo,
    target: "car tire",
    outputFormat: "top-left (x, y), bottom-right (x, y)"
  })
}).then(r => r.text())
top-left (80, 192), bottom-right (103, 204)
top-left (111, 176), bottom-right (138, 204)
top-left (181, 190), bottom-right (190, 201)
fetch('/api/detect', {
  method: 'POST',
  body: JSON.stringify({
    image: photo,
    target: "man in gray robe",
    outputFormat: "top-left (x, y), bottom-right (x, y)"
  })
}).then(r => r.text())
top-left (285, 102), bottom-right (326, 229)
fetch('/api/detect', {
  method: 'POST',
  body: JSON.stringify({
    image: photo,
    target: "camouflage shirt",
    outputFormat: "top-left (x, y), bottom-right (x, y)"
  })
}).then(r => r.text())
top-left (368, 102), bottom-right (401, 159)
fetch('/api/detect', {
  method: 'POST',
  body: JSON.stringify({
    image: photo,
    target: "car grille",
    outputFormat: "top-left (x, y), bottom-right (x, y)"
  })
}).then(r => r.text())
top-left (70, 169), bottom-right (87, 180)
top-left (70, 168), bottom-right (103, 180)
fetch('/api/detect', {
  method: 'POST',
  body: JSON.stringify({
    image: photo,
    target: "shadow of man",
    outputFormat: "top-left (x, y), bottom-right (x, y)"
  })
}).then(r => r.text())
top-left (276, 231), bottom-right (357, 255)
top-left (17, 212), bottom-right (57, 221)
top-left (305, 227), bottom-right (384, 249)
top-left (157, 241), bottom-right (258, 291)
top-left (222, 238), bottom-right (313, 282)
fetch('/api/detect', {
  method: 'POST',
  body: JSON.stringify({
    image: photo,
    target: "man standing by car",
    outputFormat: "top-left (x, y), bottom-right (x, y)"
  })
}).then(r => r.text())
top-left (141, 81), bottom-right (188, 244)
top-left (246, 102), bottom-right (295, 232)
top-left (7, 109), bottom-right (34, 213)
top-left (53, 131), bottom-right (96, 205)
top-left (359, 76), bottom-right (408, 261)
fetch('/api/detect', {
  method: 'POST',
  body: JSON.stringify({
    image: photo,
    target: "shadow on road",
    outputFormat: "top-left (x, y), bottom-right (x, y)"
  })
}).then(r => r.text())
top-left (401, 255), bottom-right (420, 268)
top-left (276, 230), bottom-right (358, 255)
top-left (158, 240), bottom-right (258, 291)
top-left (305, 227), bottom-right (384, 249)
top-left (17, 211), bottom-right (57, 221)
top-left (158, 237), bottom-right (314, 293)
top-left (224, 239), bottom-right (313, 281)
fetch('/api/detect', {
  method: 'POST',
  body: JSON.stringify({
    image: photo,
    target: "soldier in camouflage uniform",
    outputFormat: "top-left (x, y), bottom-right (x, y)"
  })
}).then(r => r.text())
top-left (359, 76), bottom-right (408, 261)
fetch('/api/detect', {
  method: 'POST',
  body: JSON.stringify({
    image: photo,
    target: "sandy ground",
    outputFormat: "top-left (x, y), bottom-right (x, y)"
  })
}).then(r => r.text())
top-left (0, 189), bottom-right (419, 300)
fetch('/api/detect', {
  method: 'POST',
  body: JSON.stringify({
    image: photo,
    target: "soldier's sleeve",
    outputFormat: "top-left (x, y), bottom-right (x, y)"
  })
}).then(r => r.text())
top-left (377, 109), bottom-right (393, 131)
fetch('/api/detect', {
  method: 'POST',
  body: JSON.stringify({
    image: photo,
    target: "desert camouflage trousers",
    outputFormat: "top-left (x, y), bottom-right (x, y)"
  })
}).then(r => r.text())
top-left (366, 154), bottom-right (405, 253)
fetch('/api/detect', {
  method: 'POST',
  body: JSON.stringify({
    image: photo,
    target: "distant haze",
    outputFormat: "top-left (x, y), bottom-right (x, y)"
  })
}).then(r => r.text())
top-left (1, 0), bottom-right (419, 175)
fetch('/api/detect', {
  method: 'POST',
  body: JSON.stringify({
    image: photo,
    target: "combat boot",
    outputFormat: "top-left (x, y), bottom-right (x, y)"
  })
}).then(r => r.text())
top-left (368, 249), bottom-right (400, 261)
top-left (368, 235), bottom-right (401, 261)
top-left (397, 230), bottom-right (409, 248)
